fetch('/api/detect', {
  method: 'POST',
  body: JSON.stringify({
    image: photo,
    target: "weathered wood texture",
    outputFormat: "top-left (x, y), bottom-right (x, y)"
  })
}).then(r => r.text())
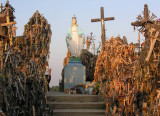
top-left (94, 4), bottom-right (160, 116)
top-left (0, 2), bottom-right (52, 115)
top-left (91, 7), bottom-right (114, 47)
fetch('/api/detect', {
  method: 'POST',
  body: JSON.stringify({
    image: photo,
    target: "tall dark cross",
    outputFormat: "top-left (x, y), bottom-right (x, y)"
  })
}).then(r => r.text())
top-left (91, 7), bottom-right (114, 47)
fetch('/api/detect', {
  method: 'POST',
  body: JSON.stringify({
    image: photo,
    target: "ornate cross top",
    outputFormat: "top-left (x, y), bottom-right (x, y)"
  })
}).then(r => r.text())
top-left (131, 4), bottom-right (157, 32)
top-left (91, 7), bottom-right (114, 47)
top-left (132, 4), bottom-right (160, 62)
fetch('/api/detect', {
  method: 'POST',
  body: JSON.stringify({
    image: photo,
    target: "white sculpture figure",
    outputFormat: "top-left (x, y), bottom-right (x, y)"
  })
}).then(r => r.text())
top-left (66, 15), bottom-right (85, 57)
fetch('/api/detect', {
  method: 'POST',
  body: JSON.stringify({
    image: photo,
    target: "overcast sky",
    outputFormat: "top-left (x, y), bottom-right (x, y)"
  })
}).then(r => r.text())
top-left (2, 0), bottom-right (160, 86)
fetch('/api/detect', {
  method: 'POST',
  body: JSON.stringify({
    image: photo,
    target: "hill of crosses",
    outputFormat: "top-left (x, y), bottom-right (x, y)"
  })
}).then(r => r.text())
top-left (61, 4), bottom-right (160, 116)
top-left (0, 1), bottom-right (160, 116)
top-left (0, 1), bottom-right (51, 116)
top-left (93, 4), bottom-right (160, 116)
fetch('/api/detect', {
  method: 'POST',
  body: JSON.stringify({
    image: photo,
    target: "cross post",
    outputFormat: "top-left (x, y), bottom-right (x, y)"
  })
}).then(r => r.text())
top-left (144, 4), bottom-right (149, 21)
top-left (91, 7), bottom-right (114, 47)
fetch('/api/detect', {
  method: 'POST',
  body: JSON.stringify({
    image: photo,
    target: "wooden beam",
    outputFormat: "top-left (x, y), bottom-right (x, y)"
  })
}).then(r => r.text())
top-left (101, 7), bottom-right (104, 18)
top-left (104, 17), bottom-right (114, 21)
top-left (0, 34), bottom-right (8, 38)
top-left (145, 31), bottom-right (159, 61)
top-left (91, 19), bottom-right (101, 22)
top-left (1, 21), bottom-right (16, 26)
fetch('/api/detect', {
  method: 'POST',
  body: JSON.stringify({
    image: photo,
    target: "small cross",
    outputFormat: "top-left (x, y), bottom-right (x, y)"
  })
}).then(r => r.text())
top-left (89, 32), bottom-right (95, 43)
top-left (90, 32), bottom-right (94, 40)
top-left (90, 32), bottom-right (93, 38)
top-left (91, 7), bottom-right (114, 47)
top-left (0, 3), bottom-right (3, 12)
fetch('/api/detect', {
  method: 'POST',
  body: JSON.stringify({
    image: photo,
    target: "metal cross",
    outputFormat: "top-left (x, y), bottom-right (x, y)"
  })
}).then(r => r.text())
top-left (91, 7), bottom-right (114, 47)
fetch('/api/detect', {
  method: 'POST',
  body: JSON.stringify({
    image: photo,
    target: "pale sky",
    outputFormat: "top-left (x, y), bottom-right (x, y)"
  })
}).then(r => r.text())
top-left (2, 0), bottom-right (160, 86)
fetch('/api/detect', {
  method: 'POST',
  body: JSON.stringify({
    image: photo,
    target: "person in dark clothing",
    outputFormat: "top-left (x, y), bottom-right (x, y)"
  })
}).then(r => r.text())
top-left (47, 75), bottom-right (51, 91)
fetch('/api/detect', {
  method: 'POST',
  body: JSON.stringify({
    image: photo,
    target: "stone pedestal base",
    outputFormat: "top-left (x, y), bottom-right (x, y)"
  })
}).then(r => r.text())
top-left (64, 61), bottom-right (86, 90)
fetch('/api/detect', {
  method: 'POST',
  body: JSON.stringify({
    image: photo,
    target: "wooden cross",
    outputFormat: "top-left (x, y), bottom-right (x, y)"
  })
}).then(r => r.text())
top-left (0, 3), bottom-right (3, 12)
top-left (131, 4), bottom-right (156, 30)
top-left (91, 7), bottom-right (114, 47)
top-left (132, 4), bottom-right (160, 61)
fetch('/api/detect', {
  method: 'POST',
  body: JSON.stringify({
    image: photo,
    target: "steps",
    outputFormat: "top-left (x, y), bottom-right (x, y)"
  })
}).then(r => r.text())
top-left (47, 92), bottom-right (106, 116)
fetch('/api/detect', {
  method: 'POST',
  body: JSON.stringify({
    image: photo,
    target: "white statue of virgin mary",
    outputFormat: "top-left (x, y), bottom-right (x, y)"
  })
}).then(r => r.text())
top-left (66, 15), bottom-right (85, 57)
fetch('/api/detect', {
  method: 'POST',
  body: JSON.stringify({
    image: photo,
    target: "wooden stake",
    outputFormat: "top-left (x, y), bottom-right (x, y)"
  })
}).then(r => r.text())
top-left (146, 31), bottom-right (159, 61)
top-left (32, 105), bottom-right (35, 116)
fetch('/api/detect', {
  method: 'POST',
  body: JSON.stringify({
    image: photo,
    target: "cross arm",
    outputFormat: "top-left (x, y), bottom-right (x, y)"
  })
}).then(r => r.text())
top-left (131, 21), bottom-right (144, 26)
top-left (91, 17), bottom-right (114, 22)
top-left (104, 17), bottom-right (114, 21)
top-left (1, 21), bottom-right (16, 26)
top-left (91, 18), bottom-right (101, 22)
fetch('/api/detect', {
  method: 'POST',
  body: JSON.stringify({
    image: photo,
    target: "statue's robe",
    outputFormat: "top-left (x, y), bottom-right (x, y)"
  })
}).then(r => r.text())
top-left (66, 25), bottom-right (84, 57)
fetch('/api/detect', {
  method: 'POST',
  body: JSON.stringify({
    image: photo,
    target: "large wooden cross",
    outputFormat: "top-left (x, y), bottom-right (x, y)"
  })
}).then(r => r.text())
top-left (91, 7), bottom-right (114, 47)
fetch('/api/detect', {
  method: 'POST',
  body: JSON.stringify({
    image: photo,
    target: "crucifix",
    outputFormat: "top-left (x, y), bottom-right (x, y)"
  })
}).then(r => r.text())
top-left (91, 7), bottom-right (114, 47)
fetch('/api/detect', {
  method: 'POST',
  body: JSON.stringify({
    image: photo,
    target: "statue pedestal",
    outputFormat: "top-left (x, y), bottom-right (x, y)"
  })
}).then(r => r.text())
top-left (64, 61), bottom-right (86, 90)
